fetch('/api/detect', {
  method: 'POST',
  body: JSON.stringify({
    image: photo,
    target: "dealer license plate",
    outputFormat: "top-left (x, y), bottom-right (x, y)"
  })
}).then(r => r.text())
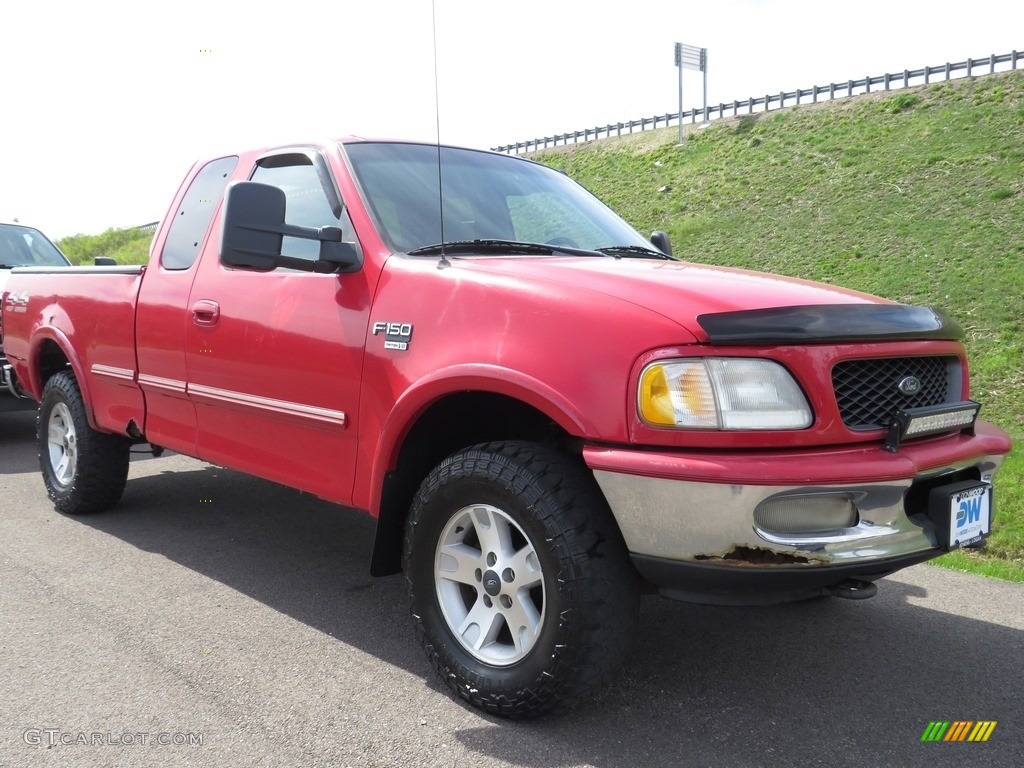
top-left (948, 485), bottom-right (991, 548)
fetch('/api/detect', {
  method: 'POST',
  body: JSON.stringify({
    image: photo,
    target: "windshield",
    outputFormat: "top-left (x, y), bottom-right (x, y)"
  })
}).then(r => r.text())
top-left (0, 224), bottom-right (70, 267)
top-left (343, 142), bottom-right (655, 255)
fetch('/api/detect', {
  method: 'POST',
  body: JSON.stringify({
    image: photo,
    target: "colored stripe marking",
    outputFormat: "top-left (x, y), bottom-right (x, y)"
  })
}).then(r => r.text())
top-left (946, 721), bottom-right (971, 741)
top-left (922, 720), bottom-right (995, 743)
top-left (974, 720), bottom-right (991, 745)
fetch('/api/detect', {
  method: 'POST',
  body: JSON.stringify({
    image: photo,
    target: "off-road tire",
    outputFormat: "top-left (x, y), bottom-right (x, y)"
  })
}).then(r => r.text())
top-left (38, 371), bottom-right (130, 514)
top-left (403, 440), bottom-right (639, 718)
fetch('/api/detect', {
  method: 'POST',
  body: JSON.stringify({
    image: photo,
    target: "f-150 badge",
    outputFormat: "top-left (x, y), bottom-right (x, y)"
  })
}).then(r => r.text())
top-left (372, 321), bottom-right (413, 351)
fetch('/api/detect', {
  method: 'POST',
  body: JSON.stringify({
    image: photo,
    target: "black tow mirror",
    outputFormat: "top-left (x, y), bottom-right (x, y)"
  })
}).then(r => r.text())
top-left (650, 230), bottom-right (673, 256)
top-left (221, 181), bottom-right (360, 273)
top-left (221, 182), bottom-right (287, 271)
top-left (94, 256), bottom-right (117, 266)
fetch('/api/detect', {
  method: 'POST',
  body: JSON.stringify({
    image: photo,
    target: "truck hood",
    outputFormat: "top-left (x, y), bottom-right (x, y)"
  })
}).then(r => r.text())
top-left (456, 256), bottom-right (889, 343)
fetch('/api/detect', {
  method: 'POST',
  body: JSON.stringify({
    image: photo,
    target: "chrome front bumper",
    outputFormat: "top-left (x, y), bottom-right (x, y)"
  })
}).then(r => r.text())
top-left (592, 472), bottom-right (966, 566)
top-left (585, 426), bottom-right (1011, 603)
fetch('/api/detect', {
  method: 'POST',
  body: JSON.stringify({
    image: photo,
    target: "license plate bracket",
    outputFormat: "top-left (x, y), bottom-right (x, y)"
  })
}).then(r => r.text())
top-left (927, 480), bottom-right (992, 549)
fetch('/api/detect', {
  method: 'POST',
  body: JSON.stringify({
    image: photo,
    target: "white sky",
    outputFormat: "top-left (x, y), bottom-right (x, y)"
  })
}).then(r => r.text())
top-left (3, 0), bottom-right (1022, 239)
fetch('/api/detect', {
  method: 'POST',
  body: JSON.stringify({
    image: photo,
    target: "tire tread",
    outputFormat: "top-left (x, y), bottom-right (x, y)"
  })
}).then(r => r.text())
top-left (38, 371), bottom-right (130, 515)
top-left (403, 440), bottom-right (638, 718)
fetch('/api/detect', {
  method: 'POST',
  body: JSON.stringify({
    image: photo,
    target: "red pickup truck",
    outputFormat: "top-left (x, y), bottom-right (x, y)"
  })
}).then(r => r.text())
top-left (1, 139), bottom-right (1011, 717)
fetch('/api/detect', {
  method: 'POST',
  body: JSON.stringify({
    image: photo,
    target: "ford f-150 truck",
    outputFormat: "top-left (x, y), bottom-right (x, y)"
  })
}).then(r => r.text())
top-left (1, 139), bottom-right (1012, 717)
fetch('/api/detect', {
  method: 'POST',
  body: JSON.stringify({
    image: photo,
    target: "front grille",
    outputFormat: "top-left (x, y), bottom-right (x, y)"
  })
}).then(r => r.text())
top-left (832, 356), bottom-right (958, 430)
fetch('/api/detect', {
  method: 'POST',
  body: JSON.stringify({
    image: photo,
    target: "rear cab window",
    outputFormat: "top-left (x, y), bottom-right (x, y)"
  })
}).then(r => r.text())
top-left (161, 156), bottom-right (239, 270)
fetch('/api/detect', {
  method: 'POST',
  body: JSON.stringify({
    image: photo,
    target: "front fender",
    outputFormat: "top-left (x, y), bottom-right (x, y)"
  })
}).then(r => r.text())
top-left (366, 363), bottom-right (595, 516)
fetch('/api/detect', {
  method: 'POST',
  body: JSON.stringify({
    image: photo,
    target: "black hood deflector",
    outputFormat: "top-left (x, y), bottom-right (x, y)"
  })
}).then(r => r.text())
top-left (696, 304), bottom-right (962, 345)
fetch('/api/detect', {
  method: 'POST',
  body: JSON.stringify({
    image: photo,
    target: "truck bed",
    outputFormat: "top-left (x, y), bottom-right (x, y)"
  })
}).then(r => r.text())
top-left (3, 265), bottom-right (146, 434)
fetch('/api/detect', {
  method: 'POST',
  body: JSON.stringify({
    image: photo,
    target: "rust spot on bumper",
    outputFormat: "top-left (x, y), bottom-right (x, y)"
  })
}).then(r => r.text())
top-left (694, 545), bottom-right (827, 566)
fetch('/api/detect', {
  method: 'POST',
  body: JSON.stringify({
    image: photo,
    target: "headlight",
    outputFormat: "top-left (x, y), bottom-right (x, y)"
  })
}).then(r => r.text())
top-left (638, 358), bottom-right (812, 430)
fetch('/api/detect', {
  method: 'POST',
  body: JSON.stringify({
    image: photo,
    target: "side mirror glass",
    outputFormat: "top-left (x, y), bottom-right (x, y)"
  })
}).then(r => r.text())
top-left (220, 182), bottom-right (287, 271)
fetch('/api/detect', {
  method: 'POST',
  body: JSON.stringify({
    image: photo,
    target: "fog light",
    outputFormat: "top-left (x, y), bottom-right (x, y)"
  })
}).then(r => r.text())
top-left (754, 494), bottom-right (859, 535)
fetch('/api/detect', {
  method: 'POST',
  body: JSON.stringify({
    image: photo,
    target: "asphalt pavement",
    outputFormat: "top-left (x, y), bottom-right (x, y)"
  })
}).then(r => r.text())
top-left (1, 408), bottom-right (1021, 767)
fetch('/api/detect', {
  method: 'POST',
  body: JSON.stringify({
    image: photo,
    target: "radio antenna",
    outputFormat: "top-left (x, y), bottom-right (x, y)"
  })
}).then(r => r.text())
top-left (431, 0), bottom-right (450, 269)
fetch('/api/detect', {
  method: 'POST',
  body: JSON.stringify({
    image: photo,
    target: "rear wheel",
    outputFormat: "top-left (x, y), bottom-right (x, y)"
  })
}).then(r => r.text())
top-left (404, 441), bottom-right (639, 718)
top-left (38, 371), bottom-right (130, 514)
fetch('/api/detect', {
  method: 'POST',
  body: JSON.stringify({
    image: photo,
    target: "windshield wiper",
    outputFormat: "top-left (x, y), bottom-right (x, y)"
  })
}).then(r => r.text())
top-left (407, 239), bottom-right (603, 258)
top-left (408, 239), bottom-right (550, 256)
top-left (596, 245), bottom-right (674, 260)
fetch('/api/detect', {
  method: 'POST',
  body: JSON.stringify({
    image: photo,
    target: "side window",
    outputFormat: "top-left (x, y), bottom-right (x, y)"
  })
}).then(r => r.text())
top-left (250, 156), bottom-right (353, 261)
top-left (161, 156), bottom-right (238, 270)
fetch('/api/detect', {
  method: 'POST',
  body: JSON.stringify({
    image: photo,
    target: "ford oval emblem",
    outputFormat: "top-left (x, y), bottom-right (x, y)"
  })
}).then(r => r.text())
top-left (898, 376), bottom-right (922, 396)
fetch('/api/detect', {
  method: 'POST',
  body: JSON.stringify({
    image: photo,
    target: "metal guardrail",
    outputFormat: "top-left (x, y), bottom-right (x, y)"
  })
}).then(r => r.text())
top-left (492, 50), bottom-right (1022, 155)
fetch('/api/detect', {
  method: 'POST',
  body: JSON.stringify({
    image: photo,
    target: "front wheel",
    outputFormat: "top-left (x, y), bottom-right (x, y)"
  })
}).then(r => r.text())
top-left (404, 441), bottom-right (639, 718)
top-left (38, 371), bottom-right (130, 514)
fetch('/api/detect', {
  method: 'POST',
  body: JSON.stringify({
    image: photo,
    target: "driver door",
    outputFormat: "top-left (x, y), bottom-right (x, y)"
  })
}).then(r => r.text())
top-left (184, 150), bottom-right (371, 504)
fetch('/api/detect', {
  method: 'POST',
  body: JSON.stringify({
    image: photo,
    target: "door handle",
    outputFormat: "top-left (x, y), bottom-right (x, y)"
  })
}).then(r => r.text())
top-left (192, 300), bottom-right (220, 326)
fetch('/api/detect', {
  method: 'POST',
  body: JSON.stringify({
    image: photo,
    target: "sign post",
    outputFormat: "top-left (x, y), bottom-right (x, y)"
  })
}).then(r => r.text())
top-left (674, 43), bottom-right (683, 144)
top-left (674, 42), bottom-right (708, 145)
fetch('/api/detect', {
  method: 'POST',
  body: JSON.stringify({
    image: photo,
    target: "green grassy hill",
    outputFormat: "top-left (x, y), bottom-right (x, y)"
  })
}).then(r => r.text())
top-left (537, 70), bottom-right (1023, 580)
top-left (57, 226), bottom-right (153, 265)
